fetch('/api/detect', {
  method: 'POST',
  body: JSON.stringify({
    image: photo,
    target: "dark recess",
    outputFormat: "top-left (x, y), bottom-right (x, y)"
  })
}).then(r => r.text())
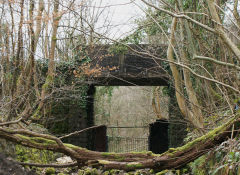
top-left (149, 119), bottom-right (169, 154)
top-left (91, 125), bottom-right (107, 152)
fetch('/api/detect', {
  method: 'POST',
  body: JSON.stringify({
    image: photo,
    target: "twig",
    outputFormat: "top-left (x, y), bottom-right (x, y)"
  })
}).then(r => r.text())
top-left (0, 117), bottom-right (23, 126)
top-left (140, 0), bottom-right (216, 33)
top-left (193, 55), bottom-right (240, 71)
top-left (59, 125), bottom-right (105, 139)
top-left (231, 124), bottom-right (235, 140)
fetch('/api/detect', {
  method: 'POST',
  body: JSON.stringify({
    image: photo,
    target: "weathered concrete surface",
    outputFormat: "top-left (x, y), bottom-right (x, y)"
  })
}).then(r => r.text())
top-left (94, 86), bottom-right (169, 152)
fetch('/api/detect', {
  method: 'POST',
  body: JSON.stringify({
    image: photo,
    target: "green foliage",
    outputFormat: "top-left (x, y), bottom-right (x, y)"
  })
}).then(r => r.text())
top-left (190, 155), bottom-right (207, 175)
top-left (188, 136), bottom-right (240, 175)
top-left (181, 0), bottom-right (195, 10)
top-left (38, 55), bottom-right (91, 134)
top-left (108, 43), bottom-right (128, 55)
top-left (132, 8), bottom-right (171, 42)
top-left (37, 58), bottom-right (49, 75)
top-left (234, 98), bottom-right (240, 104)
top-left (94, 86), bottom-right (119, 125)
top-left (95, 86), bottom-right (116, 102)
top-left (50, 119), bottom-right (69, 135)
top-left (125, 29), bottom-right (145, 44)
top-left (74, 46), bottom-right (92, 65)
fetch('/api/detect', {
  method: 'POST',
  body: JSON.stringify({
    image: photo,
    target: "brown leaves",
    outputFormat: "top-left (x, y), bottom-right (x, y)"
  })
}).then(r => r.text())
top-left (73, 62), bottom-right (118, 78)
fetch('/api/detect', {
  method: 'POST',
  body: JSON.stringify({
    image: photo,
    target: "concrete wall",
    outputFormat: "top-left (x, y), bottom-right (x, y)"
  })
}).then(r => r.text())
top-left (94, 86), bottom-right (169, 152)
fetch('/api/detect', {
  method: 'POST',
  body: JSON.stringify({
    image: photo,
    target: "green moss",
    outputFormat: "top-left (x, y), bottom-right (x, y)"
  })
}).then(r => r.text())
top-left (90, 168), bottom-right (98, 175)
top-left (18, 135), bottom-right (56, 147)
top-left (98, 160), bottom-right (111, 165)
top-left (103, 152), bottom-right (153, 164)
top-left (149, 169), bottom-right (154, 174)
top-left (103, 171), bottom-right (110, 175)
top-left (115, 155), bottom-right (125, 161)
top-left (84, 169), bottom-right (92, 175)
top-left (175, 170), bottom-right (180, 175)
top-left (16, 133), bottom-right (88, 155)
top-left (78, 170), bottom-right (85, 175)
top-left (42, 75), bottom-right (53, 91)
top-left (31, 137), bottom-right (56, 145)
top-left (63, 143), bottom-right (80, 149)
top-left (126, 162), bottom-right (143, 169)
top-left (52, 36), bottom-right (57, 41)
top-left (130, 151), bottom-right (154, 156)
top-left (15, 144), bottom-right (55, 164)
top-left (110, 169), bottom-right (120, 174)
top-left (45, 167), bottom-right (55, 175)
top-left (134, 170), bottom-right (141, 175)
top-left (195, 169), bottom-right (205, 175)
top-left (156, 170), bottom-right (169, 175)
top-left (101, 152), bottom-right (114, 157)
top-left (167, 148), bottom-right (176, 153)
top-left (84, 167), bottom-right (98, 175)
top-left (161, 116), bottom-right (237, 157)
top-left (101, 152), bottom-right (125, 161)
top-left (127, 173), bottom-right (134, 175)
top-left (32, 107), bottom-right (41, 119)
top-left (17, 134), bottom-right (86, 152)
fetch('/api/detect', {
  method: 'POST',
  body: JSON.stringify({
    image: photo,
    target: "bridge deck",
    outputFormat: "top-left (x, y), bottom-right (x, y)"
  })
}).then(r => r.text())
top-left (80, 44), bottom-right (169, 86)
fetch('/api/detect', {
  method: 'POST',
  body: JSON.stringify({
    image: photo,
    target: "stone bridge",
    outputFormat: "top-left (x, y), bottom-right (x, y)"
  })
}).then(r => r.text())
top-left (83, 44), bottom-right (169, 86)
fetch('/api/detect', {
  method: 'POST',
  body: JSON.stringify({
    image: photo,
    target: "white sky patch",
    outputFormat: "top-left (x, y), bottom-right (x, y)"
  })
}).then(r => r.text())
top-left (94, 0), bottom-right (146, 39)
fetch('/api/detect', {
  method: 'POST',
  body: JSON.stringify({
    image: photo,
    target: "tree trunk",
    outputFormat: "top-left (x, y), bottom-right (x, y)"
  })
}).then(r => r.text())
top-left (0, 114), bottom-right (239, 171)
top-left (34, 0), bottom-right (61, 119)
top-left (167, 17), bottom-right (204, 130)
top-left (206, 0), bottom-right (240, 60)
top-left (178, 18), bottom-right (204, 132)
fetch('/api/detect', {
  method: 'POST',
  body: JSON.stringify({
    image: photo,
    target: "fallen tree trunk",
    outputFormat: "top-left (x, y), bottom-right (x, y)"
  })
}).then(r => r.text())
top-left (0, 114), bottom-right (239, 171)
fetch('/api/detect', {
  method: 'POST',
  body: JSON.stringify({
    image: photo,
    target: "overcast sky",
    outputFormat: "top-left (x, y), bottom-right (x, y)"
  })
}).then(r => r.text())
top-left (94, 0), bottom-right (146, 39)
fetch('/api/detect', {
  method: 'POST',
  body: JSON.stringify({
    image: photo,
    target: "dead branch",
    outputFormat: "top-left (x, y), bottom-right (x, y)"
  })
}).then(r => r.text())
top-left (59, 125), bottom-right (105, 139)
top-left (16, 161), bottom-right (78, 168)
top-left (0, 117), bottom-right (23, 126)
